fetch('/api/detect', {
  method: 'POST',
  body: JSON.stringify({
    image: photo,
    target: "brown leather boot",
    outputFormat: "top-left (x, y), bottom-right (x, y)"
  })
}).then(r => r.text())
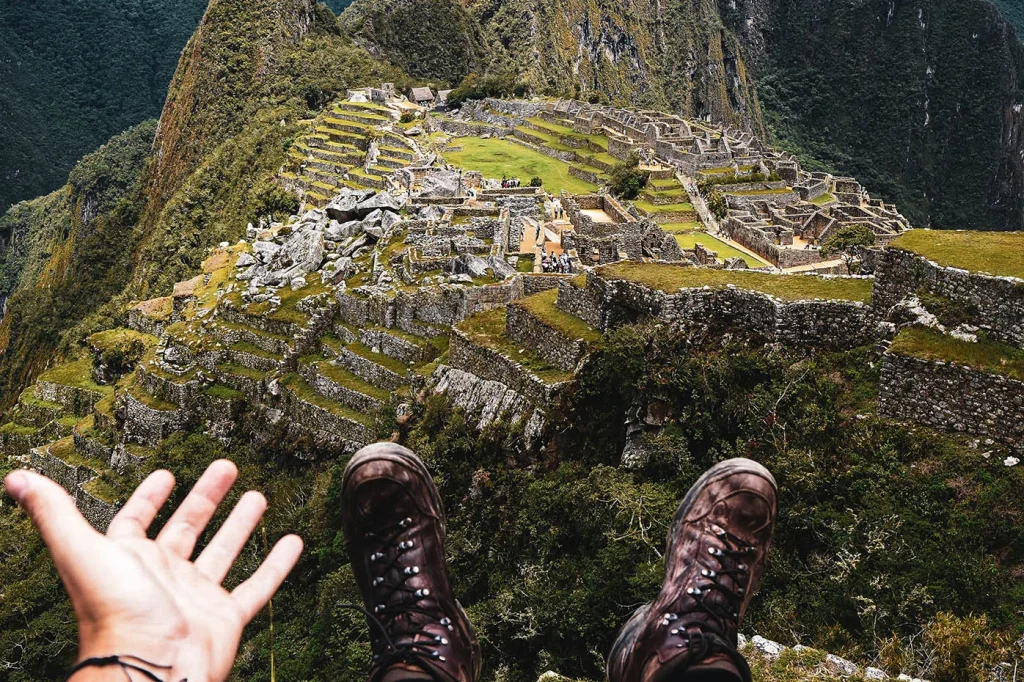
top-left (342, 443), bottom-right (482, 682)
top-left (607, 458), bottom-right (777, 682)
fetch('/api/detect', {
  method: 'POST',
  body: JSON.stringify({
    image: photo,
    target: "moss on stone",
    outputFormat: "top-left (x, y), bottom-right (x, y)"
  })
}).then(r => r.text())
top-left (39, 358), bottom-right (113, 396)
top-left (280, 373), bottom-right (375, 426)
top-left (456, 308), bottom-right (574, 384)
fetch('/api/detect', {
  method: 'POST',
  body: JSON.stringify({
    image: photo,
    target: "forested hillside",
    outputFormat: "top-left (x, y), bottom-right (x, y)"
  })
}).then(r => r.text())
top-left (992, 0), bottom-right (1024, 37)
top-left (0, 0), bottom-right (207, 212)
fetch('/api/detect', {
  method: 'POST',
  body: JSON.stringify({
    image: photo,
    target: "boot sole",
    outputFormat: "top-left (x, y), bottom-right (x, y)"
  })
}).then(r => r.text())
top-left (666, 457), bottom-right (777, 560)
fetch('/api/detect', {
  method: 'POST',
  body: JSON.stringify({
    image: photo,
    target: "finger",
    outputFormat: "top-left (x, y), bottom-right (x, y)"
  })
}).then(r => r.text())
top-left (231, 534), bottom-right (303, 623)
top-left (106, 470), bottom-right (175, 539)
top-left (156, 459), bottom-right (238, 559)
top-left (4, 470), bottom-right (103, 568)
top-left (193, 490), bottom-right (267, 583)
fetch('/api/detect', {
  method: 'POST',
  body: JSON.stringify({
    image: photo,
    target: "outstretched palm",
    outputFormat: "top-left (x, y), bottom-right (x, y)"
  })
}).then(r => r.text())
top-left (4, 460), bottom-right (303, 682)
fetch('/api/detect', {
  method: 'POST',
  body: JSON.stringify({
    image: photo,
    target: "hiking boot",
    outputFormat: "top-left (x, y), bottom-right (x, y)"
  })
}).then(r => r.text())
top-left (607, 458), bottom-right (778, 682)
top-left (342, 443), bottom-right (481, 682)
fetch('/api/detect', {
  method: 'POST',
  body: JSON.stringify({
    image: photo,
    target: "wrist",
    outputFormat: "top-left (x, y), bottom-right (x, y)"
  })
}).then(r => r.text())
top-left (75, 625), bottom-right (183, 676)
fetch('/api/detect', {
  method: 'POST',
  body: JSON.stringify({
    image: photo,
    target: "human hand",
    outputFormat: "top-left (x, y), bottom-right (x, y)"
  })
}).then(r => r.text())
top-left (3, 460), bottom-right (303, 682)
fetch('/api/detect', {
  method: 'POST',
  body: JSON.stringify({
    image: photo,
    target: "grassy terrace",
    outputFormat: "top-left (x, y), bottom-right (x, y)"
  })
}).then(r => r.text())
top-left (807, 192), bottom-right (836, 205)
top-left (457, 308), bottom-right (574, 384)
top-left (345, 341), bottom-right (410, 375)
top-left (890, 229), bottom-right (1024, 279)
top-left (216, 363), bottom-right (267, 382)
top-left (889, 326), bottom-right (1024, 380)
top-left (127, 383), bottom-right (178, 411)
top-left (516, 289), bottom-right (602, 343)
top-left (525, 117), bottom-right (610, 150)
top-left (301, 357), bottom-right (390, 402)
top-left (88, 328), bottom-right (159, 352)
top-left (634, 199), bottom-right (695, 214)
top-left (280, 374), bottom-right (375, 426)
top-left (598, 263), bottom-right (874, 303)
top-left (672, 232), bottom-right (770, 268)
top-left (39, 358), bottom-right (113, 395)
top-left (444, 136), bottom-right (597, 195)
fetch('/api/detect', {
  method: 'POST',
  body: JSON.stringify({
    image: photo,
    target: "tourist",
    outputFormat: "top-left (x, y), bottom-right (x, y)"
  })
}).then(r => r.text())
top-left (4, 446), bottom-right (775, 682)
top-left (541, 254), bottom-right (551, 272)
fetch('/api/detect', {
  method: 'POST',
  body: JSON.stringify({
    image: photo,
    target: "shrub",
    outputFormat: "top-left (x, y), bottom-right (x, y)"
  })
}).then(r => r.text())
top-left (529, 176), bottom-right (543, 187)
top-left (400, 111), bottom-right (418, 124)
top-left (610, 153), bottom-right (650, 200)
top-left (706, 189), bottom-right (728, 219)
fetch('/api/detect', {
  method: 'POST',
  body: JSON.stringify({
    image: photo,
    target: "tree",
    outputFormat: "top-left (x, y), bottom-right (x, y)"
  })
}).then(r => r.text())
top-left (610, 153), bottom-right (650, 200)
top-left (821, 223), bottom-right (876, 273)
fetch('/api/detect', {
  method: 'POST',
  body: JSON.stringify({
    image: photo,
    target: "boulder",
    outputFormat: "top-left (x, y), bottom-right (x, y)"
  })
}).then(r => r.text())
top-left (268, 228), bottom-right (323, 275)
top-left (290, 276), bottom-right (307, 291)
top-left (235, 253), bottom-right (257, 268)
top-left (486, 255), bottom-right (516, 280)
top-left (447, 253), bottom-right (491, 279)
top-left (326, 220), bottom-right (362, 242)
top-left (357, 192), bottom-right (402, 215)
top-left (252, 241), bottom-right (281, 263)
top-left (418, 205), bottom-right (444, 221)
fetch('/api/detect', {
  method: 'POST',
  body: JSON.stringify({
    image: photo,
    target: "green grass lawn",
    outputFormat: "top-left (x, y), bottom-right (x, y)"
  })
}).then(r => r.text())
top-left (890, 326), bottom-right (1024, 380)
top-left (661, 222), bottom-right (704, 233)
top-left (673, 232), bottom-right (770, 268)
top-left (598, 262), bottom-right (873, 303)
top-left (445, 137), bottom-right (597, 195)
top-left (890, 229), bottom-right (1024, 279)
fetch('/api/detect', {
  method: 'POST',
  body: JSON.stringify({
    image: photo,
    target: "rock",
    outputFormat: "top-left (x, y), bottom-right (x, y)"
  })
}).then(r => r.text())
top-left (751, 635), bottom-right (783, 660)
top-left (825, 654), bottom-right (858, 676)
top-left (449, 273), bottom-right (474, 284)
top-left (486, 255), bottom-right (516, 280)
top-left (235, 253), bottom-right (256, 268)
top-left (357, 191), bottom-right (402, 215)
top-left (865, 667), bottom-right (889, 680)
top-left (406, 126), bottom-right (425, 136)
top-left (724, 257), bottom-right (749, 270)
top-left (341, 234), bottom-right (370, 258)
top-left (290, 276), bottom-right (307, 291)
top-left (1004, 456), bottom-right (1019, 467)
top-left (268, 227), bottom-right (323, 276)
top-left (252, 241), bottom-right (281, 263)
top-left (381, 210), bottom-right (402, 233)
top-left (326, 220), bottom-right (362, 242)
top-left (447, 253), bottom-right (491, 279)
top-left (418, 205), bottom-right (444, 221)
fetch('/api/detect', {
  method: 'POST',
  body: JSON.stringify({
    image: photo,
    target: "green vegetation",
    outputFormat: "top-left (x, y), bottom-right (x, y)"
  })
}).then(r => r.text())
top-left (457, 308), bottom-right (574, 384)
top-left (821, 224), bottom-right (877, 273)
top-left (672, 232), bottom-right (769, 268)
top-left (279, 373), bottom-right (375, 426)
top-left (889, 327), bottom-right (1024, 381)
top-left (757, 0), bottom-right (1024, 230)
top-left (599, 262), bottom-right (873, 303)
top-left (609, 153), bottom-right (650, 200)
top-left (808, 192), bottom-right (836, 206)
top-left (341, 0), bottom-right (486, 84)
top-left (311, 360), bottom-right (391, 402)
top-left (516, 289), bottom-right (602, 343)
top-left (890, 230), bottom-right (1024, 279)
top-left (0, 0), bottom-right (207, 211)
top-left (444, 137), bottom-right (597, 195)
top-left (39, 359), bottom-right (113, 396)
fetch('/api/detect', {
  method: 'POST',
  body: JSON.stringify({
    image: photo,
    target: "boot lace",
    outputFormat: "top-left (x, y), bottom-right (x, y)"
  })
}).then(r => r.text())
top-left (659, 523), bottom-right (757, 657)
top-left (342, 516), bottom-right (454, 673)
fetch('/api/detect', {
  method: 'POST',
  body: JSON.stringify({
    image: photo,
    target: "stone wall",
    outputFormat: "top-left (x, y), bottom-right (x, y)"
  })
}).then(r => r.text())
top-left (448, 329), bottom-right (569, 406)
top-left (298, 361), bottom-right (384, 414)
top-left (35, 381), bottom-right (104, 417)
top-left (506, 303), bottom-right (588, 372)
top-left (122, 393), bottom-right (190, 446)
top-left (430, 365), bottom-right (546, 444)
top-left (562, 273), bottom-right (877, 350)
top-left (880, 352), bottom-right (1024, 450)
top-left (337, 349), bottom-right (406, 391)
top-left (874, 248), bottom-right (1024, 348)
top-left (359, 328), bottom-right (425, 364)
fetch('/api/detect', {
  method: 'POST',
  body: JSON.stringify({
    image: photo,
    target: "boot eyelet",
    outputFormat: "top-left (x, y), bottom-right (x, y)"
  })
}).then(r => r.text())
top-left (373, 577), bottom-right (384, 586)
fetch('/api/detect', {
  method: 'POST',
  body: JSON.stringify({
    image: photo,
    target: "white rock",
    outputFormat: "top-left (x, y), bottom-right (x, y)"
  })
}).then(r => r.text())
top-left (866, 667), bottom-right (889, 680)
top-left (236, 253), bottom-right (257, 268)
top-left (825, 654), bottom-right (858, 676)
top-left (290, 277), bottom-right (307, 291)
top-left (1004, 456), bottom-right (1019, 467)
top-left (751, 635), bottom-right (783, 659)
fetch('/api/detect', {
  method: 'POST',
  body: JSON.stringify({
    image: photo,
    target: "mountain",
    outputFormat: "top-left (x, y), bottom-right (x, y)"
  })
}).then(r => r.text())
top-left (992, 0), bottom-right (1024, 36)
top-left (0, 0), bottom-right (208, 213)
top-left (741, 0), bottom-right (1024, 231)
top-left (340, 0), bottom-right (1024, 230)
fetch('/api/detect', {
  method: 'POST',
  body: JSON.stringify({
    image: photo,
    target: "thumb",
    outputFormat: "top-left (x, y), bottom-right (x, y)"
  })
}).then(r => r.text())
top-left (5, 469), bottom-right (102, 567)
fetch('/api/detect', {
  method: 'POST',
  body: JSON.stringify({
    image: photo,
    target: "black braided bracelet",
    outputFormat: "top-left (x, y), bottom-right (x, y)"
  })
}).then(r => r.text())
top-left (65, 654), bottom-right (177, 682)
